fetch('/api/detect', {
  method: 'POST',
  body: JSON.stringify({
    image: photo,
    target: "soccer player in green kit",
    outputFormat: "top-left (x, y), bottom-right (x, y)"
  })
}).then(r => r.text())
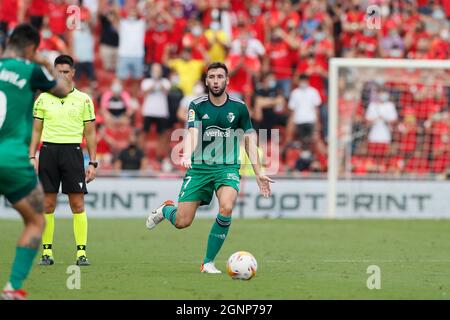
top-left (0, 24), bottom-right (70, 299)
top-left (146, 62), bottom-right (274, 273)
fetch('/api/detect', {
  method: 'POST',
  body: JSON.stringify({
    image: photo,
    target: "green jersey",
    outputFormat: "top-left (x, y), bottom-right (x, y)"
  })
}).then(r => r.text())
top-left (0, 58), bottom-right (56, 168)
top-left (187, 94), bottom-right (254, 170)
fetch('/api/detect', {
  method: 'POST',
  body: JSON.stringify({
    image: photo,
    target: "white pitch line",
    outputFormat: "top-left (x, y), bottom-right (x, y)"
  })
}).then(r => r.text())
top-left (324, 260), bottom-right (450, 263)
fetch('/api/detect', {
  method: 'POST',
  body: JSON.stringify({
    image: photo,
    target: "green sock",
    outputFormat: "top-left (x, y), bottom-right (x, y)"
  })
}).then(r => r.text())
top-left (204, 214), bottom-right (232, 264)
top-left (162, 205), bottom-right (177, 226)
top-left (9, 246), bottom-right (38, 290)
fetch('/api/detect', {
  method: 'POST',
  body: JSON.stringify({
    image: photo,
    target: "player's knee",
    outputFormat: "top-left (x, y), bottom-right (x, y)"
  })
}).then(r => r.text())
top-left (44, 202), bottom-right (56, 213)
top-left (219, 205), bottom-right (233, 216)
top-left (71, 206), bottom-right (85, 214)
top-left (44, 198), bottom-right (56, 213)
top-left (26, 211), bottom-right (45, 231)
top-left (69, 201), bottom-right (85, 213)
top-left (175, 217), bottom-right (192, 229)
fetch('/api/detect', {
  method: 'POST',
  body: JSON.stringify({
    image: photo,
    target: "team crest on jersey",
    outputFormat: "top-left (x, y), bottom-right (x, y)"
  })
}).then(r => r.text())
top-left (227, 112), bottom-right (235, 123)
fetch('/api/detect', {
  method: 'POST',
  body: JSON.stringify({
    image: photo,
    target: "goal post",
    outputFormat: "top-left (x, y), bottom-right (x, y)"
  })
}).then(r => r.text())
top-left (327, 58), bottom-right (450, 218)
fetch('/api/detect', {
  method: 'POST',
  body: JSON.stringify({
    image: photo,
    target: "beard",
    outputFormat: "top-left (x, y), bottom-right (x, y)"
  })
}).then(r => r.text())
top-left (208, 84), bottom-right (226, 97)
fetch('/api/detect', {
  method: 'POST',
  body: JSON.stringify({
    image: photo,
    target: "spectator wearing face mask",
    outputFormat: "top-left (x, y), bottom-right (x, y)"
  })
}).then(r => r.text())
top-left (100, 79), bottom-right (135, 127)
top-left (301, 25), bottom-right (334, 66)
top-left (380, 27), bottom-right (405, 59)
top-left (404, 20), bottom-right (429, 57)
top-left (140, 63), bottom-right (172, 164)
top-left (47, 0), bottom-right (69, 40)
top-left (253, 72), bottom-right (287, 140)
top-left (365, 88), bottom-right (398, 157)
top-left (429, 27), bottom-right (450, 60)
top-left (286, 74), bottom-right (322, 152)
top-left (204, 19), bottom-right (230, 63)
top-left (164, 47), bottom-right (205, 96)
top-left (181, 19), bottom-right (209, 61)
top-left (114, 131), bottom-right (147, 172)
top-left (295, 53), bottom-right (328, 104)
top-left (38, 18), bottom-right (69, 64)
top-left (72, 18), bottom-right (97, 89)
top-left (99, 2), bottom-right (119, 72)
top-left (352, 28), bottom-right (378, 58)
top-left (264, 27), bottom-right (299, 98)
top-left (144, 13), bottom-right (175, 66)
top-left (226, 37), bottom-right (263, 101)
top-left (116, 7), bottom-right (145, 80)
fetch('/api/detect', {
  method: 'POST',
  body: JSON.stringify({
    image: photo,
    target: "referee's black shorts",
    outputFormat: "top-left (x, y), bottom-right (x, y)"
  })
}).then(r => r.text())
top-left (38, 142), bottom-right (88, 194)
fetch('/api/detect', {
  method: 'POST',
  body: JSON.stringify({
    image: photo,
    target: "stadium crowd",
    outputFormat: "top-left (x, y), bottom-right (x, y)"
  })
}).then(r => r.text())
top-left (0, 0), bottom-right (449, 176)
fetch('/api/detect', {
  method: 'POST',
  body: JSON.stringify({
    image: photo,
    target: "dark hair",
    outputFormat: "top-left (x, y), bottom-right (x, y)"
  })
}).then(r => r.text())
top-left (299, 73), bottom-right (309, 81)
top-left (261, 71), bottom-right (273, 81)
top-left (207, 62), bottom-right (228, 76)
top-left (54, 54), bottom-right (74, 67)
top-left (8, 24), bottom-right (40, 50)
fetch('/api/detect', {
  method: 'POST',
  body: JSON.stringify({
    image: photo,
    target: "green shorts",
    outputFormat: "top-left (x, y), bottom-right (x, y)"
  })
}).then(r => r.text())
top-left (178, 167), bottom-right (241, 206)
top-left (0, 166), bottom-right (38, 204)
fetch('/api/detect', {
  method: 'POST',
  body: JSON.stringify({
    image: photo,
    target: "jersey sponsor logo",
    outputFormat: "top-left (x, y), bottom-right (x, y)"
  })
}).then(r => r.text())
top-left (0, 69), bottom-right (27, 89)
top-left (188, 109), bottom-right (195, 122)
top-left (204, 125), bottom-right (231, 138)
top-left (227, 112), bottom-right (235, 123)
top-left (202, 114), bottom-right (210, 119)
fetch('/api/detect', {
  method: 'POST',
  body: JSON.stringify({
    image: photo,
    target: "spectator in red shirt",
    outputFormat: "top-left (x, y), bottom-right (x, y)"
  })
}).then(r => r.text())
top-left (95, 124), bottom-right (113, 170)
top-left (168, 0), bottom-right (188, 51)
top-left (181, 18), bottom-right (209, 61)
top-left (295, 53), bottom-right (328, 103)
top-left (144, 15), bottom-right (174, 65)
top-left (226, 42), bottom-right (262, 102)
top-left (28, 0), bottom-right (49, 30)
top-left (301, 25), bottom-right (334, 67)
top-left (38, 17), bottom-right (69, 63)
top-left (48, 0), bottom-right (69, 40)
top-left (0, 0), bottom-right (25, 51)
top-left (429, 27), bottom-right (450, 59)
top-left (264, 26), bottom-right (299, 98)
top-left (396, 109), bottom-right (418, 156)
top-left (404, 19), bottom-right (429, 57)
top-left (353, 29), bottom-right (378, 58)
top-left (339, 3), bottom-right (365, 54)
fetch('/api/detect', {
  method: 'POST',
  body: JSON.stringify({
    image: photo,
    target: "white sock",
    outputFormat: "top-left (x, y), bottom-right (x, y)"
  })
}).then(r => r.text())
top-left (3, 282), bottom-right (14, 291)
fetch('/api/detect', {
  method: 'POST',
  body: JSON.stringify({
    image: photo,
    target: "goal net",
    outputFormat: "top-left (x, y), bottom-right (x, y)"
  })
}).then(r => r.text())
top-left (327, 58), bottom-right (450, 218)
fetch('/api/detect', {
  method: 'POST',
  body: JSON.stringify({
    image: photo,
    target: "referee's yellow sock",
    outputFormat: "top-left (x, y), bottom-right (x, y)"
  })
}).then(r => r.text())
top-left (42, 213), bottom-right (55, 257)
top-left (73, 211), bottom-right (88, 258)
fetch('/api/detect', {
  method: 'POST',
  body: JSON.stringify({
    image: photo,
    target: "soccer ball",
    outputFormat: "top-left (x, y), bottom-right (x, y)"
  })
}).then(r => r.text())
top-left (226, 251), bottom-right (258, 280)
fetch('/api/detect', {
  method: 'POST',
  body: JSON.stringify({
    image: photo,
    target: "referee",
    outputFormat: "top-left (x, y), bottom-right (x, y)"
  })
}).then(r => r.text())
top-left (29, 55), bottom-right (97, 266)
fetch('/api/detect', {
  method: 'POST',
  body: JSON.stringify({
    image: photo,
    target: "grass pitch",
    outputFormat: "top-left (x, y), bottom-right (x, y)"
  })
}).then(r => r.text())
top-left (1, 218), bottom-right (449, 300)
